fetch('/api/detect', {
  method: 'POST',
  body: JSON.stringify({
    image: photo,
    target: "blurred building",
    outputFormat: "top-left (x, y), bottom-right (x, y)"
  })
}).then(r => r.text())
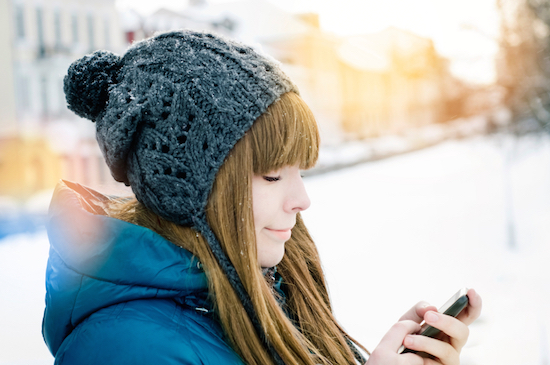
top-left (122, 0), bottom-right (346, 144)
top-left (1, 0), bottom-right (466, 198)
top-left (125, 1), bottom-right (463, 141)
top-left (1, 0), bottom-right (125, 198)
top-left (256, 12), bottom-right (344, 145)
top-left (337, 28), bottom-right (455, 138)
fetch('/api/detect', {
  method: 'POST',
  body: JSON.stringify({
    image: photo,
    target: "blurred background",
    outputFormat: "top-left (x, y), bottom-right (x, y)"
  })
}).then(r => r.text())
top-left (0, 0), bottom-right (549, 364)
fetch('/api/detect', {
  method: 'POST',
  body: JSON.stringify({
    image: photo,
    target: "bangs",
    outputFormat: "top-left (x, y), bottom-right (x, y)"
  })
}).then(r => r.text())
top-left (249, 92), bottom-right (320, 175)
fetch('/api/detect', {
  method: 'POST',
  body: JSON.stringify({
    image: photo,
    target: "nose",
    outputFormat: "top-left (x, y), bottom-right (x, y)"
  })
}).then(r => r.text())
top-left (284, 173), bottom-right (311, 213)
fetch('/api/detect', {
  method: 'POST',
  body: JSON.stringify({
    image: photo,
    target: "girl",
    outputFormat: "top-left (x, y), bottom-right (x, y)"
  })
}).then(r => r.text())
top-left (43, 30), bottom-right (481, 365)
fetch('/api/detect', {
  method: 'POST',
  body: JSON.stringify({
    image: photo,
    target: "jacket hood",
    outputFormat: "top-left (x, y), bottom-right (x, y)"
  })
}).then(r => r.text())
top-left (42, 180), bottom-right (208, 356)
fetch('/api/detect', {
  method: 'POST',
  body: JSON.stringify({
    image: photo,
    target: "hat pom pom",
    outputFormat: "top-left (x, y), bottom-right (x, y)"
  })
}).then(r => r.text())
top-left (63, 50), bottom-right (122, 121)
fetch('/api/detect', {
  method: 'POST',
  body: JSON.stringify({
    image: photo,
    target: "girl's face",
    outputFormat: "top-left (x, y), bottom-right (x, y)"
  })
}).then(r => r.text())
top-left (252, 164), bottom-right (311, 268)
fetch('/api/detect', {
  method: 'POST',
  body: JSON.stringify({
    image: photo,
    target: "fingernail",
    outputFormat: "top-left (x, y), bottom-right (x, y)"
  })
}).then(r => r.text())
top-left (426, 311), bottom-right (438, 323)
top-left (405, 335), bottom-right (414, 347)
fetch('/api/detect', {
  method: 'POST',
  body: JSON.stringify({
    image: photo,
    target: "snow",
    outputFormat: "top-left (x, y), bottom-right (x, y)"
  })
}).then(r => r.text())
top-left (303, 133), bottom-right (550, 364)
top-left (0, 231), bottom-right (52, 365)
top-left (1, 133), bottom-right (549, 364)
top-left (312, 114), bottom-right (492, 175)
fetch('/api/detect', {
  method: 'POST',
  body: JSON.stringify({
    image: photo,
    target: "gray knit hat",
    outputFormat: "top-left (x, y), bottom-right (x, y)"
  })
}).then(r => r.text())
top-left (63, 29), bottom-right (298, 364)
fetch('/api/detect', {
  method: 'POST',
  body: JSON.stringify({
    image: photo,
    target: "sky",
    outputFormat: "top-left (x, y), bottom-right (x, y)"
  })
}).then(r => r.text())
top-left (116, 0), bottom-right (501, 83)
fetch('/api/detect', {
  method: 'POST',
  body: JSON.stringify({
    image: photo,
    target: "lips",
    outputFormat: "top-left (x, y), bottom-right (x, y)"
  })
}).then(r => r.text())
top-left (265, 228), bottom-right (292, 241)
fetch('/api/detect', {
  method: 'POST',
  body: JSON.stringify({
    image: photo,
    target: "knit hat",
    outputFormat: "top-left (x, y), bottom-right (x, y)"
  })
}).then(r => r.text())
top-left (63, 29), bottom-right (298, 364)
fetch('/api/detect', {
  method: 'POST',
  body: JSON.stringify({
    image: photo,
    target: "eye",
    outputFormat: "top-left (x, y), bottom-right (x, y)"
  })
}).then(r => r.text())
top-left (263, 176), bottom-right (280, 182)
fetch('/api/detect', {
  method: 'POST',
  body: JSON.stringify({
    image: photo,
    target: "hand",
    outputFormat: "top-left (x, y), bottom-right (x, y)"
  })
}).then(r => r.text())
top-left (456, 288), bottom-right (482, 326)
top-left (366, 301), bottom-right (437, 365)
top-left (366, 289), bottom-right (482, 365)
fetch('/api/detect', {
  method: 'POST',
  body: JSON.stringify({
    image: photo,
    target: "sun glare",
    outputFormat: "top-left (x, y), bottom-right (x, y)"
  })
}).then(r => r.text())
top-left (268, 0), bottom-right (500, 84)
top-left (116, 0), bottom-right (500, 84)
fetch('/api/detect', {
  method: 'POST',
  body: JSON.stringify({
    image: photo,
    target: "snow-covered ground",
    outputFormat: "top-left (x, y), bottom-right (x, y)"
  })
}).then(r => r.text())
top-left (0, 231), bottom-right (51, 365)
top-left (304, 133), bottom-right (550, 365)
top-left (1, 133), bottom-right (549, 364)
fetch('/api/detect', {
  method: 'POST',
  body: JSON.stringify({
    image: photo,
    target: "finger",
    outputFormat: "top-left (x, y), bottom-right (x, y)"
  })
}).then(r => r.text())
top-left (456, 288), bottom-right (482, 326)
top-left (378, 320), bottom-right (421, 351)
top-left (399, 301), bottom-right (438, 323)
top-left (403, 335), bottom-right (459, 365)
top-left (369, 348), bottom-right (424, 365)
top-left (424, 356), bottom-right (450, 365)
top-left (424, 311), bottom-right (469, 351)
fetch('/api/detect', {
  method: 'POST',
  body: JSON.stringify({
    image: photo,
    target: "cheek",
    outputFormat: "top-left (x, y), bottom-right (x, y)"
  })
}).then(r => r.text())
top-left (252, 194), bottom-right (269, 228)
top-left (252, 184), bottom-right (273, 227)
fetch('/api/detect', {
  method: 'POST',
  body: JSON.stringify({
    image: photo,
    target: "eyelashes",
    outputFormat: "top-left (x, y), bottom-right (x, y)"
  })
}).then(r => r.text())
top-left (260, 166), bottom-right (305, 182)
top-left (262, 174), bottom-right (304, 182)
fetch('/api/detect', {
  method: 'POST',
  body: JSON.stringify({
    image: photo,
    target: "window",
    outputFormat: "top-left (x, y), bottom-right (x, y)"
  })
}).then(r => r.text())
top-left (15, 75), bottom-right (30, 111)
top-left (36, 7), bottom-right (45, 56)
top-left (54, 9), bottom-right (62, 48)
top-left (126, 31), bottom-right (135, 44)
top-left (40, 76), bottom-right (49, 116)
top-left (15, 4), bottom-right (25, 40)
top-left (103, 17), bottom-right (110, 49)
top-left (87, 13), bottom-right (94, 51)
top-left (72, 13), bottom-right (79, 44)
top-left (98, 155), bottom-right (107, 183)
top-left (82, 156), bottom-right (89, 184)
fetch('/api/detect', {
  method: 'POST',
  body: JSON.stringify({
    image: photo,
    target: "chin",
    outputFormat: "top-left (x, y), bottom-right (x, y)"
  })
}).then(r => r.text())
top-left (258, 248), bottom-right (285, 268)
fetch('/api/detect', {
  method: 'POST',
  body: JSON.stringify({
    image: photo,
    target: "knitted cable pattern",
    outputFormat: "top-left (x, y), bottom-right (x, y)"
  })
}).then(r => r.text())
top-left (65, 30), bottom-right (297, 226)
top-left (64, 29), bottom-right (298, 365)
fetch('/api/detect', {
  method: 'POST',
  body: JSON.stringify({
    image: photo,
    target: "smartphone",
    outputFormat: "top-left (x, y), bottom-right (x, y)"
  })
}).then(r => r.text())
top-left (398, 288), bottom-right (469, 355)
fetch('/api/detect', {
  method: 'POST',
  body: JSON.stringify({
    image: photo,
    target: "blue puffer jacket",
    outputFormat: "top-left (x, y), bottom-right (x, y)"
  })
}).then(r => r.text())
top-left (42, 180), bottom-right (245, 364)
